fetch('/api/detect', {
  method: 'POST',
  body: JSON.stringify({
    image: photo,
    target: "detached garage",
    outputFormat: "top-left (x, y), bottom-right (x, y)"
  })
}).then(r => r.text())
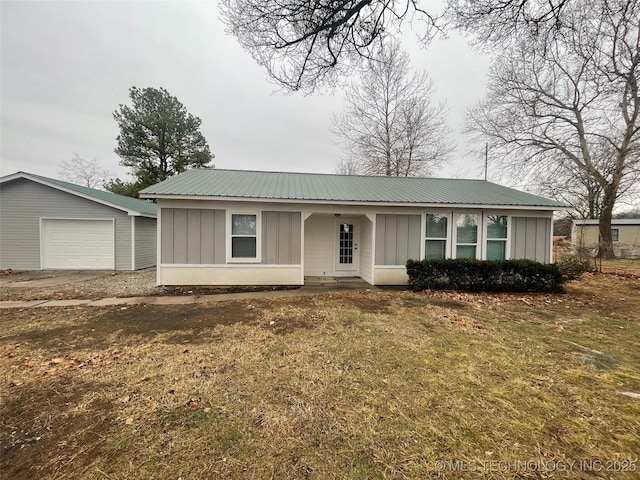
top-left (0, 171), bottom-right (157, 270)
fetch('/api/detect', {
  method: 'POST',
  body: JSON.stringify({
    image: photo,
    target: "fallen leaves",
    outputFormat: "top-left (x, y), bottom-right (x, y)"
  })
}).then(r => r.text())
top-left (7, 347), bottom-right (140, 381)
top-left (419, 289), bottom-right (590, 309)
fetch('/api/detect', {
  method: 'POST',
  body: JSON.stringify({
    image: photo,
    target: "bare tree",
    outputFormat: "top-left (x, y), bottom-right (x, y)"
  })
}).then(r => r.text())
top-left (537, 165), bottom-right (606, 220)
top-left (58, 154), bottom-right (111, 189)
top-left (534, 139), bottom-right (640, 220)
top-left (334, 158), bottom-right (361, 175)
top-left (333, 42), bottom-right (453, 177)
top-left (221, 0), bottom-right (586, 92)
top-left (467, 0), bottom-right (640, 258)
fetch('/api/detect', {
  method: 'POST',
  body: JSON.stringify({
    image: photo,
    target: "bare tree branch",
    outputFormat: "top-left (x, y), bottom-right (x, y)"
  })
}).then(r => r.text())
top-left (58, 154), bottom-right (112, 189)
top-left (467, 0), bottom-right (640, 257)
top-left (221, 0), bottom-right (593, 91)
top-left (333, 41), bottom-right (454, 176)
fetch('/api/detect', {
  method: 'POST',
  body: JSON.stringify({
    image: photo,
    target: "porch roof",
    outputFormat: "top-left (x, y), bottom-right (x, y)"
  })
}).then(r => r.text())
top-left (140, 169), bottom-right (563, 208)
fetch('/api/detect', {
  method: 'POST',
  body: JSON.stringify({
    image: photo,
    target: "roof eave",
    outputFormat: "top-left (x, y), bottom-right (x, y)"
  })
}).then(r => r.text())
top-left (2, 172), bottom-right (156, 217)
top-left (140, 193), bottom-right (562, 210)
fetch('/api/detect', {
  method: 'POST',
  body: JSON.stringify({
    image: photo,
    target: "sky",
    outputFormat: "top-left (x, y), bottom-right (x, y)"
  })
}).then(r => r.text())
top-left (0, 1), bottom-right (491, 183)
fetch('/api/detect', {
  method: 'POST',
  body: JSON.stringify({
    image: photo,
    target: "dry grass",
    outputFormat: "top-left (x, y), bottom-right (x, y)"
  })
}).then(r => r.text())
top-left (1, 273), bottom-right (639, 479)
top-left (592, 258), bottom-right (640, 275)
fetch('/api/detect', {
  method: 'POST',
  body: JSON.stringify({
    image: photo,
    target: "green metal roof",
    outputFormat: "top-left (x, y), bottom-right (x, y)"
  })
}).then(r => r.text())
top-left (140, 169), bottom-right (563, 208)
top-left (2, 172), bottom-right (157, 216)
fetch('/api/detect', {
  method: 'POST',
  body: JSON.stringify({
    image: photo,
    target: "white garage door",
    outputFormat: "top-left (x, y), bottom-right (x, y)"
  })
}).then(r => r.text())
top-left (41, 219), bottom-right (115, 269)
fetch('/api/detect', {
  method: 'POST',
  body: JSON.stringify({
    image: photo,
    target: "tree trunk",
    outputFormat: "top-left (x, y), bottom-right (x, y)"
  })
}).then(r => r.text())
top-left (597, 185), bottom-right (617, 259)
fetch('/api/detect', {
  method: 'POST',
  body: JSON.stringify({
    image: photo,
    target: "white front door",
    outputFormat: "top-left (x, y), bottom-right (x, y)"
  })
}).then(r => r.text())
top-left (335, 221), bottom-right (359, 275)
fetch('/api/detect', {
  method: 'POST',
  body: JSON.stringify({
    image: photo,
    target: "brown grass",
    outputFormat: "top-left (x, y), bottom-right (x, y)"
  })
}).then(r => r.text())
top-left (1, 273), bottom-right (639, 479)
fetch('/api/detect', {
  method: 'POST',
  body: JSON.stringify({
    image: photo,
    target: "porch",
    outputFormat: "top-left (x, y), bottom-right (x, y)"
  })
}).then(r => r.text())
top-left (303, 212), bottom-right (374, 284)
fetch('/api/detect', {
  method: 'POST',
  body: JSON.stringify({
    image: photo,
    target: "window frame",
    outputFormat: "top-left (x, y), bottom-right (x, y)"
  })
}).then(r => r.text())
top-left (611, 228), bottom-right (620, 242)
top-left (484, 213), bottom-right (511, 260)
top-left (453, 212), bottom-right (481, 260)
top-left (423, 212), bottom-right (452, 260)
top-left (227, 211), bottom-right (261, 263)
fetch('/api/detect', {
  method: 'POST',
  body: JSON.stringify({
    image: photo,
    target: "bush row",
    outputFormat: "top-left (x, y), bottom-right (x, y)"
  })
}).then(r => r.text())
top-left (406, 259), bottom-right (577, 293)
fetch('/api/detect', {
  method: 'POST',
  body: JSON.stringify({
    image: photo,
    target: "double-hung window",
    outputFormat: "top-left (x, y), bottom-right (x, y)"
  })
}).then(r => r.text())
top-left (455, 214), bottom-right (479, 259)
top-left (486, 215), bottom-right (508, 260)
top-left (611, 228), bottom-right (619, 242)
top-left (230, 213), bottom-right (258, 261)
top-left (425, 213), bottom-right (449, 259)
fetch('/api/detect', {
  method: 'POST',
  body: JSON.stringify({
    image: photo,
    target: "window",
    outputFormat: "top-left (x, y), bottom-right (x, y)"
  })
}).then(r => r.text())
top-left (425, 213), bottom-right (448, 259)
top-left (231, 213), bottom-right (258, 260)
top-left (339, 223), bottom-right (354, 264)
top-left (611, 228), bottom-right (619, 242)
top-left (486, 215), bottom-right (508, 260)
top-left (455, 214), bottom-right (478, 259)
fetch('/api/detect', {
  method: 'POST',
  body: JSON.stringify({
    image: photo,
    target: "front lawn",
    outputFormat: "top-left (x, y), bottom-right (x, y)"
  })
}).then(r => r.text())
top-left (1, 272), bottom-right (639, 479)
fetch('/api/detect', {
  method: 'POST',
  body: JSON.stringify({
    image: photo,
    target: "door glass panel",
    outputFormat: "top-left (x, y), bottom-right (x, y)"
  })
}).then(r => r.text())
top-left (339, 224), bottom-right (353, 264)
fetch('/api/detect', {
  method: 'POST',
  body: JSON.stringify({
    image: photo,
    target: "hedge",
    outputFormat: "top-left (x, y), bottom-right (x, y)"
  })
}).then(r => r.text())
top-left (406, 259), bottom-right (566, 292)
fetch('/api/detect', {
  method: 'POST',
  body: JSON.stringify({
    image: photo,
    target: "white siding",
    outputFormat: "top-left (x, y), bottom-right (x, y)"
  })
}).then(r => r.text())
top-left (304, 214), bottom-right (335, 276)
top-left (160, 265), bottom-right (302, 286)
top-left (374, 267), bottom-right (409, 285)
top-left (359, 217), bottom-right (373, 284)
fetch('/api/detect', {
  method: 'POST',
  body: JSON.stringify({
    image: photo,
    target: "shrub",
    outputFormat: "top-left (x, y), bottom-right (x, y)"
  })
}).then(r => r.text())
top-left (555, 256), bottom-right (592, 281)
top-left (406, 259), bottom-right (565, 293)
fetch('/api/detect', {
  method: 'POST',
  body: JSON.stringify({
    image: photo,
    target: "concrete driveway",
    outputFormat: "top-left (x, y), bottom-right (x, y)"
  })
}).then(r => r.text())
top-left (0, 270), bottom-right (112, 288)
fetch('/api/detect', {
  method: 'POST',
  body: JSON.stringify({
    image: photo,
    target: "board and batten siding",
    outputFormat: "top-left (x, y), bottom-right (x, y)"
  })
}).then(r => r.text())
top-left (262, 211), bottom-right (302, 264)
top-left (161, 208), bottom-right (225, 264)
top-left (160, 209), bottom-right (302, 265)
top-left (304, 215), bottom-right (335, 276)
top-left (375, 214), bottom-right (421, 265)
top-left (0, 178), bottom-right (132, 270)
top-left (134, 216), bottom-right (157, 269)
top-left (511, 217), bottom-right (552, 263)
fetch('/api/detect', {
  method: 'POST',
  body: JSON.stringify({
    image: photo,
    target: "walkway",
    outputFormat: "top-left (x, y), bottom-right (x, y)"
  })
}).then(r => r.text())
top-left (0, 278), bottom-right (377, 309)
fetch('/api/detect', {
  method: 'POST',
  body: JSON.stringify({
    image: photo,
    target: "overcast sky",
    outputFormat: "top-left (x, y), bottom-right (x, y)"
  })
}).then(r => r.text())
top-left (1, 1), bottom-right (491, 183)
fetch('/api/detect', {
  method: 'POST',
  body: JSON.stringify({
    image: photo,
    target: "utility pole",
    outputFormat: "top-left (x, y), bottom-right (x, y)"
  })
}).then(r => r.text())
top-left (484, 142), bottom-right (488, 181)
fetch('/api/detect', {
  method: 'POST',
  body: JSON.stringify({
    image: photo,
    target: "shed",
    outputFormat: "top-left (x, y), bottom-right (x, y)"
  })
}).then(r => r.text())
top-left (0, 171), bottom-right (157, 270)
top-left (572, 219), bottom-right (640, 258)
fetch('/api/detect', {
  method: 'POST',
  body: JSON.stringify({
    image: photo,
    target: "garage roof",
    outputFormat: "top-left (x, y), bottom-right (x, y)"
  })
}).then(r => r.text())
top-left (0, 172), bottom-right (157, 217)
top-left (140, 168), bottom-right (564, 209)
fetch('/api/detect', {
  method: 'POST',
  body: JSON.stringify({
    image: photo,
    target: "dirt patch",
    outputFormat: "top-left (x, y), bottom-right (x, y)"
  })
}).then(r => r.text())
top-left (1, 301), bottom-right (262, 352)
top-left (0, 292), bottom-right (401, 350)
top-left (1, 377), bottom-right (116, 479)
top-left (0, 269), bottom-right (24, 277)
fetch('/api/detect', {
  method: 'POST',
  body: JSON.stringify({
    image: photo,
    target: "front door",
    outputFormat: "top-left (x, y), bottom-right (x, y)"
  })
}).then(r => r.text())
top-left (335, 222), bottom-right (359, 275)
